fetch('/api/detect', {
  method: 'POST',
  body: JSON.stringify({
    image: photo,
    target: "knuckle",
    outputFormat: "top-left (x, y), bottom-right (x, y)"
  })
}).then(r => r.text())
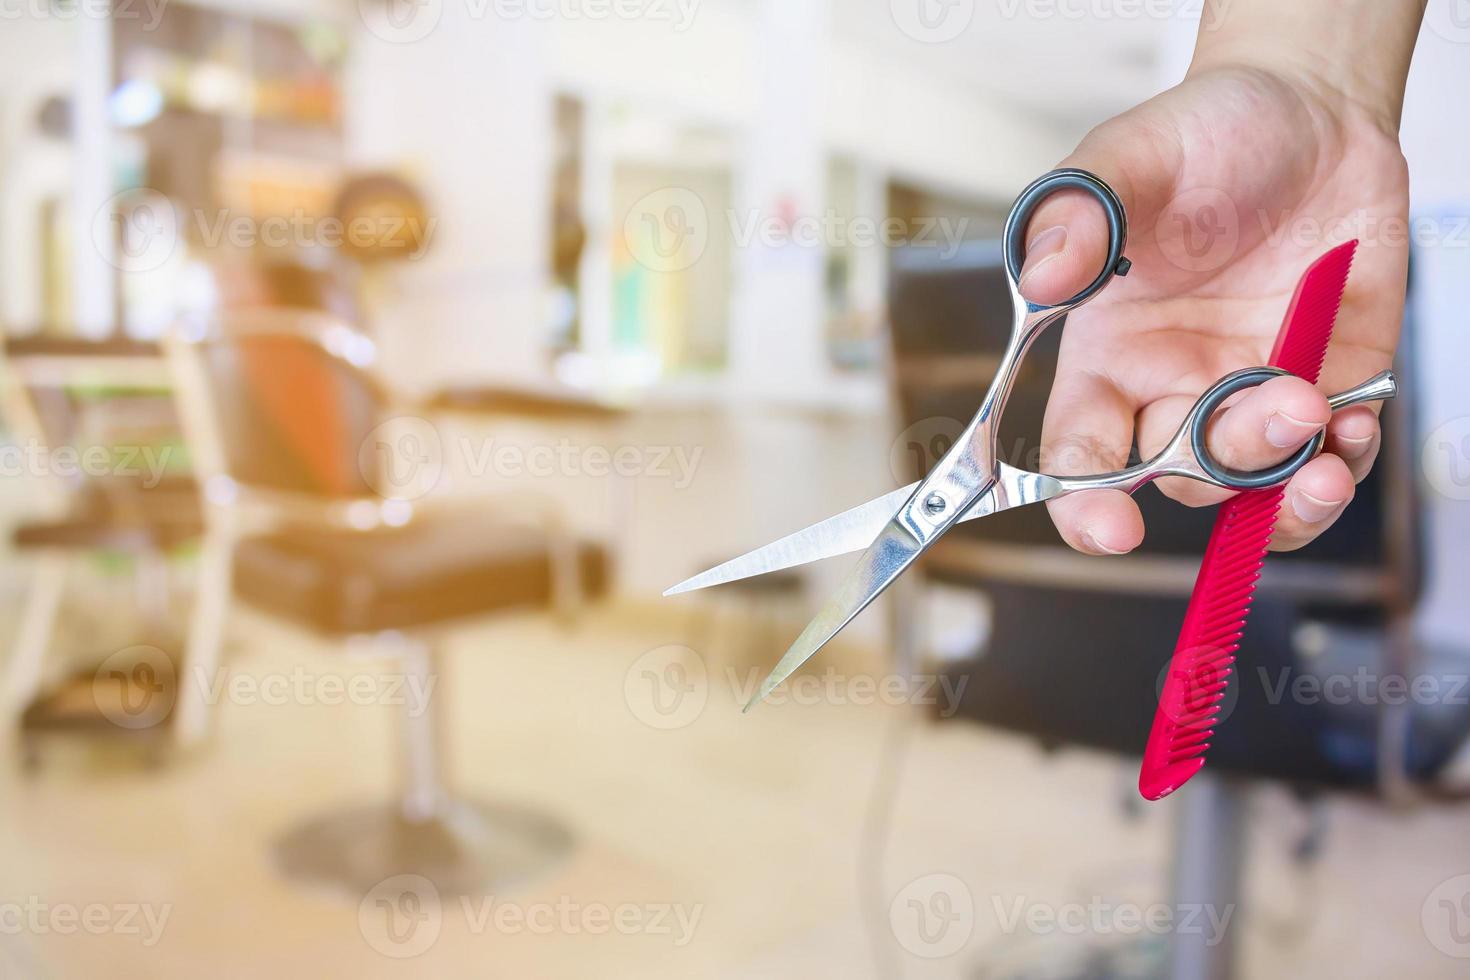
top-left (1269, 532), bottom-right (1313, 553)
top-left (1156, 476), bottom-right (1226, 508)
top-left (1040, 434), bottom-right (1126, 475)
top-left (1349, 450), bottom-right (1381, 483)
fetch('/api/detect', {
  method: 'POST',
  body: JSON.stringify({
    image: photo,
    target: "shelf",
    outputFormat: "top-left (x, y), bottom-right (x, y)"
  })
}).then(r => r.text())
top-left (924, 540), bottom-right (1396, 607)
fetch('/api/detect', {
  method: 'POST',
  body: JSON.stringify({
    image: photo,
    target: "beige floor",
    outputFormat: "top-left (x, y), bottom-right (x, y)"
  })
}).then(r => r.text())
top-left (0, 600), bottom-right (1466, 979)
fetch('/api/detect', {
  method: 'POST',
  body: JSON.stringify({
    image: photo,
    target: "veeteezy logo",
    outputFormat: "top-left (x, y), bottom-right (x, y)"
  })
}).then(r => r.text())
top-left (993, 0), bottom-right (1229, 31)
top-left (359, 0), bottom-right (700, 44)
top-left (360, 417), bottom-right (705, 502)
top-left (0, 897), bottom-right (172, 948)
top-left (0, 0), bottom-right (169, 29)
top-left (359, 875), bottom-right (703, 959)
top-left (992, 896), bottom-right (1234, 946)
top-left (622, 188), bottom-right (971, 273)
top-left (725, 209), bottom-right (968, 260)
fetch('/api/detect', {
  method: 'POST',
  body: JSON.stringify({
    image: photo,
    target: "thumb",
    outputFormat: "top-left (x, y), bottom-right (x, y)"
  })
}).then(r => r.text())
top-left (1017, 123), bottom-right (1177, 306)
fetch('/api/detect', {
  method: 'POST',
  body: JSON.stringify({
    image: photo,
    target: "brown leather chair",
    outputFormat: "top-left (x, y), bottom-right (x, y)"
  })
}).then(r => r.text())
top-left (168, 310), bottom-right (609, 896)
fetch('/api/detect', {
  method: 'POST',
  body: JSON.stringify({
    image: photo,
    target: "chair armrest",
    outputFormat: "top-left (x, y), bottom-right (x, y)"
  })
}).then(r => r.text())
top-left (421, 383), bottom-right (627, 421)
top-left (203, 480), bottom-right (418, 535)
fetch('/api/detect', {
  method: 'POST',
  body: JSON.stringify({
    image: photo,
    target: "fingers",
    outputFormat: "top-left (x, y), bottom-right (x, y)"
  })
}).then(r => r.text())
top-left (1015, 122), bottom-right (1179, 306)
top-left (1138, 375), bottom-right (1331, 508)
top-left (1132, 374), bottom-right (1360, 550)
top-left (1041, 368), bottom-right (1145, 556)
top-left (1270, 453), bottom-right (1356, 551)
top-left (1017, 191), bottom-right (1116, 307)
top-left (1325, 404), bottom-right (1382, 483)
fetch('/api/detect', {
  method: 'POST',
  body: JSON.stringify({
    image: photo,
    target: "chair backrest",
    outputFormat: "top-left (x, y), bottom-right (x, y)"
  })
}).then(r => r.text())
top-left (0, 334), bottom-right (187, 501)
top-left (179, 311), bottom-right (384, 500)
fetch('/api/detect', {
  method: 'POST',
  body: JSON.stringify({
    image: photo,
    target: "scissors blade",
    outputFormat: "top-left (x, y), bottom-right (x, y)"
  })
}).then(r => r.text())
top-left (663, 463), bottom-right (1058, 596)
top-left (663, 483), bottom-right (916, 596)
top-left (743, 519), bottom-right (925, 710)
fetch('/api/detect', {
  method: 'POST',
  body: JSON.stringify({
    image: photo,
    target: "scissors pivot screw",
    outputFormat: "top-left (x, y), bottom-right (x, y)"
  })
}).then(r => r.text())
top-left (672, 174), bottom-right (1394, 716)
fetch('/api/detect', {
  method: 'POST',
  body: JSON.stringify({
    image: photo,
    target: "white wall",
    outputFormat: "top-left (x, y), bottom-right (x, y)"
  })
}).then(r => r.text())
top-left (345, 7), bottom-right (554, 394)
top-left (1400, 18), bottom-right (1470, 651)
top-left (533, 0), bottom-right (1077, 410)
top-left (548, 2), bottom-right (757, 125)
top-left (0, 16), bottom-right (81, 330)
top-left (823, 38), bottom-right (1068, 201)
top-left (550, 3), bottom-right (1074, 203)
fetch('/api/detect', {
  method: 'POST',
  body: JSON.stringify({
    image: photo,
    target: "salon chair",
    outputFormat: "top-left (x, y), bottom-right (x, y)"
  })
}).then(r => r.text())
top-left (167, 310), bottom-right (609, 896)
top-left (0, 334), bottom-right (203, 762)
top-left (887, 242), bottom-right (1467, 980)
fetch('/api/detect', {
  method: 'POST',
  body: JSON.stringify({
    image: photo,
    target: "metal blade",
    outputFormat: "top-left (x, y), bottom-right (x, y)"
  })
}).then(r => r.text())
top-left (743, 519), bottom-right (925, 710)
top-left (663, 483), bottom-right (917, 596)
top-left (663, 463), bottom-right (1056, 596)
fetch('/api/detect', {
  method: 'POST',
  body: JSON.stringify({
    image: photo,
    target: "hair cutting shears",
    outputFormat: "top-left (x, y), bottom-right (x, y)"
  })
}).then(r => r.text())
top-left (665, 169), bottom-right (1397, 710)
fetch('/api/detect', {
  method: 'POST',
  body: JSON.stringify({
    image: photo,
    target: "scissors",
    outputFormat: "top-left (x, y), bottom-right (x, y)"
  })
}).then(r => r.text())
top-left (666, 169), bottom-right (1398, 710)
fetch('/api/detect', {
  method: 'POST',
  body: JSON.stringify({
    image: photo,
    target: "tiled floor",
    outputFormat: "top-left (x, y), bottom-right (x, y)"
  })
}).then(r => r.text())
top-left (1, 602), bottom-right (1467, 979)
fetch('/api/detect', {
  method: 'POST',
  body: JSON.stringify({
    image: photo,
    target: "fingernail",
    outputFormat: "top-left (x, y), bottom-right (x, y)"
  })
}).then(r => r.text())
top-left (1336, 434), bottom-right (1374, 459)
top-left (1019, 226), bottom-right (1067, 285)
top-left (1265, 411), bottom-right (1324, 449)
top-left (1291, 489), bottom-right (1344, 524)
top-left (1081, 530), bottom-right (1127, 555)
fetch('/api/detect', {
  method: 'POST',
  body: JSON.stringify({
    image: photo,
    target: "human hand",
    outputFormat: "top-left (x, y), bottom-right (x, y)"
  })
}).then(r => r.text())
top-left (1020, 58), bottom-right (1411, 555)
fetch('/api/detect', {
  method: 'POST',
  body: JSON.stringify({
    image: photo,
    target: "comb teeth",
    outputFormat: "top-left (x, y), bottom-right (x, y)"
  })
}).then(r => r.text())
top-left (1138, 241), bottom-right (1356, 801)
top-left (1267, 240), bottom-right (1357, 378)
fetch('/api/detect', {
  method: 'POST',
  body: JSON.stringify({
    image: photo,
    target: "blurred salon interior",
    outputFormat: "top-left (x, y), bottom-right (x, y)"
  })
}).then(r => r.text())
top-left (1, 1), bottom-right (1469, 977)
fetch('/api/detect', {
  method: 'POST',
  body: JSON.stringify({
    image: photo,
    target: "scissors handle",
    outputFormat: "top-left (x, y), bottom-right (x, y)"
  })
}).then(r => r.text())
top-left (896, 170), bottom-right (1134, 543)
top-left (1002, 168), bottom-right (1132, 308)
top-left (1049, 367), bottom-right (1398, 498)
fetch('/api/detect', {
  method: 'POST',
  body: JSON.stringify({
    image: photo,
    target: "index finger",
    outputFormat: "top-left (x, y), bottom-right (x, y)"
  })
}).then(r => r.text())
top-left (1040, 363), bottom-right (1145, 556)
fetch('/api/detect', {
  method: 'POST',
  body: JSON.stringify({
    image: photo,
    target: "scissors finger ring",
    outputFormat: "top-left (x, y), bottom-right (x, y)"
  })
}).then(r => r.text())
top-left (667, 169), bottom-right (1397, 712)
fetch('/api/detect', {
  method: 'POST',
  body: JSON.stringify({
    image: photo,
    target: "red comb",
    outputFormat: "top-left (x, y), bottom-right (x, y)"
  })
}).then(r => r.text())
top-left (1138, 240), bottom-right (1358, 801)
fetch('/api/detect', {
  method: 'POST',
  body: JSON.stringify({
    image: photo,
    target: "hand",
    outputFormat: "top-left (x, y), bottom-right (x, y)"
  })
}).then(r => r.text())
top-left (1019, 63), bottom-right (1409, 555)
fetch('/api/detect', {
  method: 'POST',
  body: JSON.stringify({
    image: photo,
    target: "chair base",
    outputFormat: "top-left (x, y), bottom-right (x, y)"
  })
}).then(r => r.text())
top-left (273, 798), bottom-right (573, 898)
